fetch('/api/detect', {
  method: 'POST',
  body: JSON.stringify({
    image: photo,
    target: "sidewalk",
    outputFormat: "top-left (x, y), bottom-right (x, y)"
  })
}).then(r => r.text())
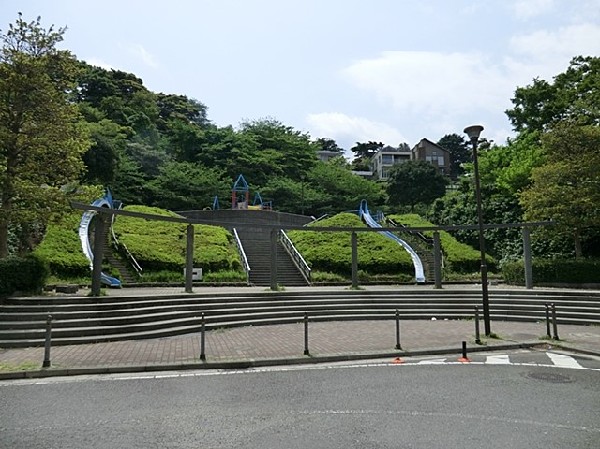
top-left (1, 285), bottom-right (599, 379)
top-left (1, 318), bottom-right (599, 380)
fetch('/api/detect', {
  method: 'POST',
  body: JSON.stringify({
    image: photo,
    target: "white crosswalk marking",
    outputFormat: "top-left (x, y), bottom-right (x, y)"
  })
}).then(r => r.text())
top-left (417, 358), bottom-right (447, 365)
top-left (485, 355), bottom-right (510, 364)
top-left (547, 352), bottom-right (584, 369)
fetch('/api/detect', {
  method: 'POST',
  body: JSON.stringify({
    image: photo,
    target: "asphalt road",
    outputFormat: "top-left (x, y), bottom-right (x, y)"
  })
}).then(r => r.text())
top-left (1, 350), bottom-right (599, 449)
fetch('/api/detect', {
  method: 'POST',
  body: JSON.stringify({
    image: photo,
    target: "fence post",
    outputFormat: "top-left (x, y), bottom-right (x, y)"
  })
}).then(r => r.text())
top-left (433, 231), bottom-right (443, 289)
top-left (551, 303), bottom-right (559, 340)
top-left (43, 314), bottom-right (53, 368)
top-left (545, 303), bottom-right (551, 339)
top-left (200, 313), bottom-right (206, 361)
top-left (303, 312), bottom-right (310, 356)
top-left (395, 309), bottom-right (402, 350)
top-left (351, 232), bottom-right (358, 289)
top-left (474, 306), bottom-right (481, 345)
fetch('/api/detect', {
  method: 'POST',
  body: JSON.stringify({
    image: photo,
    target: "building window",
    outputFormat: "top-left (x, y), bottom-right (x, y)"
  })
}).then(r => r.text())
top-left (382, 154), bottom-right (394, 165)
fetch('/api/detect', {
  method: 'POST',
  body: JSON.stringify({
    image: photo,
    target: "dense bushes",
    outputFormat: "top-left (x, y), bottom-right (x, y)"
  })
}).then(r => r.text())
top-left (288, 213), bottom-right (413, 276)
top-left (0, 255), bottom-right (49, 297)
top-left (388, 214), bottom-right (496, 273)
top-left (503, 258), bottom-right (600, 285)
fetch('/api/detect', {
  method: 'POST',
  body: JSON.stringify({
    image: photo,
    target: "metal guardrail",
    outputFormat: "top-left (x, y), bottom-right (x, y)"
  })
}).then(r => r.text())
top-left (279, 230), bottom-right (311, 283)
top-left (233, 228), bottom-right (250, 284)
top-left (111, 214), bottom-right (143, 277)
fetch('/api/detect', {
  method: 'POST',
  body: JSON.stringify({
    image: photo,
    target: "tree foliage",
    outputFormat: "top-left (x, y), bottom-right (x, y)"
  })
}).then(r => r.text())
top-left (0, 14), bottom-right (90, 257)
top-left (506, 56), bottom-right (600, 133)
top-left (386, 161), bottom-right (446, 211)
top-left (520, 123), bottom-right (600, 257)
top-left (436, 134), bottom-right (471, 179)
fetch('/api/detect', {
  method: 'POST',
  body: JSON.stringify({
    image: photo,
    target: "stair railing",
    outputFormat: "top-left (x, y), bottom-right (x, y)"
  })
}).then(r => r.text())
top-left (111, 211), bottom-right (143, 278)
top-left (232, 228), bottom-right (250, 284)
top-left (306, 214), bottom-right (328, 225)
top-left (279, 230), bottom-right (311, 283)
top-left (388, 218), bottom-right (434, 245)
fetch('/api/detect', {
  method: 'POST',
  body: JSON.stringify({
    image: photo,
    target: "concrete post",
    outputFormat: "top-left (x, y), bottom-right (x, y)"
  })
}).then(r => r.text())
top-left (185, 224), bottom-right (194, 293)
top-left (91, 214), bottom-right (106, 297)
top-left (270, 229), bottom-right (278, 291)
top-left (523, 227), bottom-right (533, 289)
top-left (433, 231), bottom-right (442, 289)
top-left (351, 232), bottom-right (358, 288)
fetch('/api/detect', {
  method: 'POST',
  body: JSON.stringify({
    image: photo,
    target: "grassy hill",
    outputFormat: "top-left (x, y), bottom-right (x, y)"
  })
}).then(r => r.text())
top-left (288, 212), bottom-right (414, 282)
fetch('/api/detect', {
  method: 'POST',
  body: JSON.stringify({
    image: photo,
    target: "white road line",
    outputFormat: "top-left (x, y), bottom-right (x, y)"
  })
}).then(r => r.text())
top-left (416, 358), bottom-right (447, 365)
top-left (547, 352), bottom-right (584, 369)
top-left (485, 355), bottom-right (510, 364)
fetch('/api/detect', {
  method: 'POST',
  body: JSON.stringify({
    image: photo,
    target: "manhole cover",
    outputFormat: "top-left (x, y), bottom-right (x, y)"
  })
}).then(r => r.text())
top-left (526, 371), bottom-right (573, 383)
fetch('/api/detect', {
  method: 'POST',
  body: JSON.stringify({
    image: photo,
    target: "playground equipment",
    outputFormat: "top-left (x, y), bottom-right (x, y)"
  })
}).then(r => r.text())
top-left (231, 174), bottom-right (271, 210)
top-left (358, 200), bottom-right (426, 283)
top-left (79, 190), bottom-right (121, 287)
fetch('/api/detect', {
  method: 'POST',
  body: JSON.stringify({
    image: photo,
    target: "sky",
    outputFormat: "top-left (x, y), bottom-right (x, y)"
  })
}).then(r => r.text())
top-left (2, 0), bottom-right (600, 156)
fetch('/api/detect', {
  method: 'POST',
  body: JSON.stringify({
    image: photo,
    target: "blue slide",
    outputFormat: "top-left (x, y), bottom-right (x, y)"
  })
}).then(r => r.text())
top-left (359, 200), bottom-right (426, 283)
top-left (78, 191), bottom-right (122, 287)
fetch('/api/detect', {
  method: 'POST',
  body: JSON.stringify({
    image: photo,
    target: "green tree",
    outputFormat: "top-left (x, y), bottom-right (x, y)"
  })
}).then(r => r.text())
top-left (520, 123), bottom-right (600, 258)
top-left (350, 141), bottom-right (383, 171)
top-left (437, 134), bottom-right (471, 179)
top-left (386, 161), bottom-right (446, 211)
top-left (315, 137), bottom-right (344, 154)
top-left (0, 14), bottom-right (90, 257)
top-left (506, 56), bottom-right (600, 133)
top-left (147, 161), bottom-right (230, 211)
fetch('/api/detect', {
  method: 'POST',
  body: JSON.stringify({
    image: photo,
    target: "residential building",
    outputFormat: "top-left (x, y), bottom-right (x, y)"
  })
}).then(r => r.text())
top-left (370, 145), bottom-right (412, 180)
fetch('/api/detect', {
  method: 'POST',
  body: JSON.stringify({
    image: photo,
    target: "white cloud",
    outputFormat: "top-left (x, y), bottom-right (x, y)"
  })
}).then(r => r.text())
top-left (305, 112), bottom-right (409, 151)
top-left (511, 0), bottom-right (556, 19)
top-left (510, 23), bottom-right (600, 63)
top-left (84, 58), bottom-right (115, 70)
top-left (342, 51), bottom-right (514, 121)
top-left (123, 43), bottom-right (159, 68)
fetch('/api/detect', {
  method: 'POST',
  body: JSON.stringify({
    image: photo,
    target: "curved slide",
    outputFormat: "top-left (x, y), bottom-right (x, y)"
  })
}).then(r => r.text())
top-left (359, 200), bottom-right (426, 283)
top-left (78, 191), bottom-right (122, 287)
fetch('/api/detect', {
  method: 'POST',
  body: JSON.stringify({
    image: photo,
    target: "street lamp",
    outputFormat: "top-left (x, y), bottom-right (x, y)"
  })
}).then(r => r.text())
top-left (464, 124), bottom-right (491, 336)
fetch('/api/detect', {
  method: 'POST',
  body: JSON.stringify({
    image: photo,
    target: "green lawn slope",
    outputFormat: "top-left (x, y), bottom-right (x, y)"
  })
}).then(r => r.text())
top-left (288, 212), bottom-right (414, 281)
top-left (387, 213), bottom-right (496, 273)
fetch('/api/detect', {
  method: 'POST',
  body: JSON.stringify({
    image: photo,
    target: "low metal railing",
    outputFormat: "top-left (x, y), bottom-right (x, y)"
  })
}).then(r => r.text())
top-left (279, 230), bottom-right (311, 283)
top-left (233, 228), bottom-right (250, 284)
top-left (111, 215), bottom-right (143, 277)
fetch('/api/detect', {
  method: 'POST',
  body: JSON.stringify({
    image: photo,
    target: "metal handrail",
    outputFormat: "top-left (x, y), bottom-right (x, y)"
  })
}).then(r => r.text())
top-left (111, 213), bottom-right (143, 277)
top-left (388, 218), bottom-right (434, 245)
top-left (279, 230), bottom-right (311, 283)
top-left (233, 228), bottom-right (250, 283)
top-left (306, 214), bottom-right (328, 225)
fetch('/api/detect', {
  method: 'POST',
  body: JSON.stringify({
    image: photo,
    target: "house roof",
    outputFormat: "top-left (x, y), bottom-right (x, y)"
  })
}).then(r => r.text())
top-left (412, 138), bottom-right (450, 154)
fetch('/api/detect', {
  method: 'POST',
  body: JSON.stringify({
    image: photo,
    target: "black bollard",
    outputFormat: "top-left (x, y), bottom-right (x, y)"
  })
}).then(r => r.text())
top-left (551, 303), bottom-right (559, 340)
top-left (461, 341), bottom-right (468, 359)
top-left (200, 313), bottom-right (206, 361)
top-left (303, 312), bottom-right (310, 356)
top-left (474, 306), bottom-right (481, 345)
top-left (545, 303), bottom-right (551, 338)
top-left (395, 309), bottom-right (402, 350)
top-left (43, 314), bottom-right (53, 368)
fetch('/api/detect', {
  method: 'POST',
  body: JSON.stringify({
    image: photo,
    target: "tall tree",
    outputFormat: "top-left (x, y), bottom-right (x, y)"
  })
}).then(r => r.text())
top-left (520, 123), bottom-right (600, 258)
top-left (437, 134), bottom-right (471, 179)
top-left (506, 56), bottom-right (600, 133)
top-left (386, 160), bottom-right (446, 211)
top-left (315, 137), bottom-right (344, 153)
top-left (0, 14), bottom-right (90, 256)
top-left (350, 141), bottom-right (383, 171)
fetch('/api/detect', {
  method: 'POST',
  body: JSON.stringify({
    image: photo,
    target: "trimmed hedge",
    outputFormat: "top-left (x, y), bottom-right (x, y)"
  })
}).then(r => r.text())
top-left (33, 212), bottom-right (90, 278)
top-left (503, 258), bottom-right (600, 285)
top-left (388, 214), bottom-right (496, 273)
top-left (288, 213), bottom-right (413, 276)
top-left (0, 255), bottom-right (49, 297)
top-left (112, 205), bottom-right (241, 273)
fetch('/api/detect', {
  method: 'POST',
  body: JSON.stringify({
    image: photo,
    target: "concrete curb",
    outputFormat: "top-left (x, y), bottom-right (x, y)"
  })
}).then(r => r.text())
top-left (0, 341), bottom-right (540, 381)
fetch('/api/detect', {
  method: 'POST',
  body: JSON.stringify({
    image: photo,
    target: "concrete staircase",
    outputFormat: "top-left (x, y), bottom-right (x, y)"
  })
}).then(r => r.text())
top-left (178, 209), bottom-right (313, 287)
top-left (1, 289), bottom-right (599, 348)
top-left (235, 228), bottom-right (308, 286)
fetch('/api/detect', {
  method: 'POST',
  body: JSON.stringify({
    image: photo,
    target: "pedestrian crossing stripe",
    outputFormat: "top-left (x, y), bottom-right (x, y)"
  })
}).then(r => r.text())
top-left (401, 352), bottom-right (596, 371)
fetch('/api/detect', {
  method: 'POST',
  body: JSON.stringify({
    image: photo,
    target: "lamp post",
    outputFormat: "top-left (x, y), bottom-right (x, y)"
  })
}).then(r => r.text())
top-left (464, 124), bottom-right (491, 336)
